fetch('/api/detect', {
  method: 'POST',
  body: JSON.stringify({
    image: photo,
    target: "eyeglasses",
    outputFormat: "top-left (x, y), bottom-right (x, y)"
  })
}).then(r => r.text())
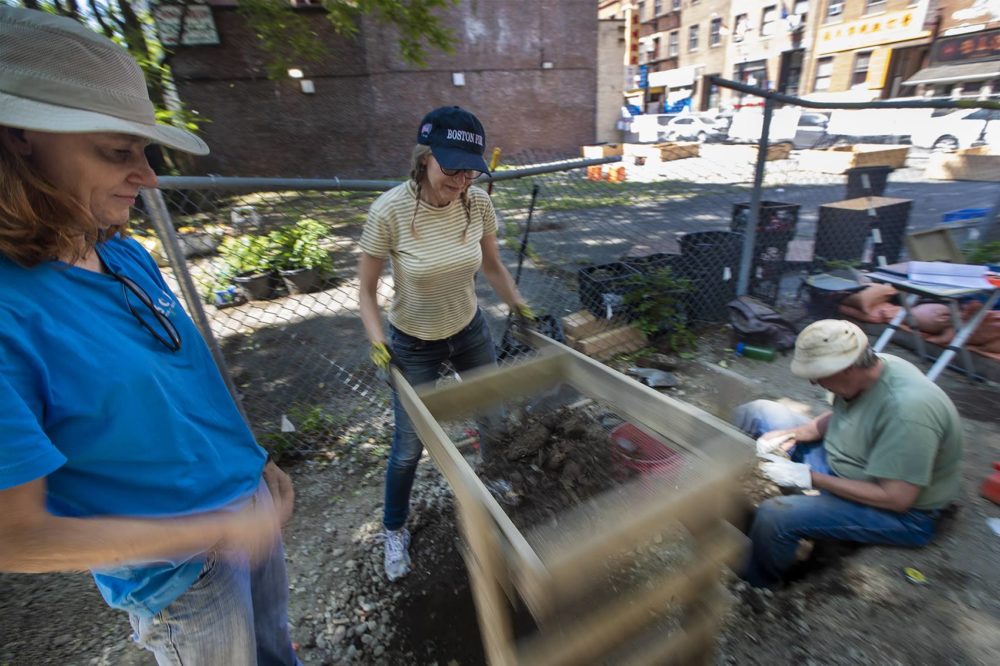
top-left (105, 265), bottom-right (182, 352)
top-left (438, 165), bottom-right (480, 179)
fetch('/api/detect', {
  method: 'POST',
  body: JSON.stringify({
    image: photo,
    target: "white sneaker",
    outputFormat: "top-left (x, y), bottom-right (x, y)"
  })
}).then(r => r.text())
top-left (382, 527), bottom-right (411, 581)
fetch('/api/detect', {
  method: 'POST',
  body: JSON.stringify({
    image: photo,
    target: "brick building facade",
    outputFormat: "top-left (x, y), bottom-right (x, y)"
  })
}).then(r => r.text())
top-left (169, 1), bottom-right (597, 178)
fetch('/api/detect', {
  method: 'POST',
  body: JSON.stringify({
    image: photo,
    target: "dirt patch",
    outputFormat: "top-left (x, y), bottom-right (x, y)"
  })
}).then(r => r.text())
top-left (3, 336), bottom-right (1000, 666)
top-left (478, 403), bottom-right (619, 530)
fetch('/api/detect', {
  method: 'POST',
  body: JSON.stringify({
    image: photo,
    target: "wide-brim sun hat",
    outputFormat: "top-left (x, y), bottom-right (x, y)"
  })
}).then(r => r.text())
top-left (416, 106), bottom-right (489, 174)
top-left (0, 6), bottom-right (208, 155)
top-left (790, 319), bottom-right (869, 380)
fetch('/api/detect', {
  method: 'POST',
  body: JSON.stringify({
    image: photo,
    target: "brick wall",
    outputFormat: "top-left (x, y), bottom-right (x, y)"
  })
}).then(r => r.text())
top-left (171, 1), bottom-right (597, 178)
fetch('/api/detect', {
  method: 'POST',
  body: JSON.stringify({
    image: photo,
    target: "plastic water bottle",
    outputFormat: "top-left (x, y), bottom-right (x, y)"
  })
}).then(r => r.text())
top-left (735, 342), bottom-right (776, 361)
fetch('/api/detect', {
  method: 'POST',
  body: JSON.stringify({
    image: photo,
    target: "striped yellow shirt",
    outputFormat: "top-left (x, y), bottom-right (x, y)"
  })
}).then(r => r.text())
top-left (359, 181), bottom-right (498, 340)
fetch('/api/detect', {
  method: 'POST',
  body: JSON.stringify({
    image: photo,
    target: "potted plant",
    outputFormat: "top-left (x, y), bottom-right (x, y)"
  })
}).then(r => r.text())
top-left (219, 234), bottom-right (277, 301)
top-left (271, 218), bottom-right (335, 294)
top-left (622, 266), bottom-right (696, 351)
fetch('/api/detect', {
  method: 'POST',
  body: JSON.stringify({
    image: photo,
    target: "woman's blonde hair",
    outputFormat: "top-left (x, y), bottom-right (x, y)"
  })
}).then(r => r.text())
top-left (408, 144), bottom-right (474, 242)
top-left (0, 128), bottom-right (120, 267)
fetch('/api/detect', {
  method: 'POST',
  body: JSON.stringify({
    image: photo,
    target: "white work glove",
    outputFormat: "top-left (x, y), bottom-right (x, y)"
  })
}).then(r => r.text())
top-left (755, 432), bottom-right (796, 458)
top-left (759, 454), bottom-right (812, 489)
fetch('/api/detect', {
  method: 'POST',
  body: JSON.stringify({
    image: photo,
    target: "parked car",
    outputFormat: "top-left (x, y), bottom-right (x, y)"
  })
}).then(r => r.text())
top-left (791, 112), bottom-right (830, 149)
top-left (909, 108), bottom-right (1000, 152)
top-left (660, 114), bottom-right (725, 143)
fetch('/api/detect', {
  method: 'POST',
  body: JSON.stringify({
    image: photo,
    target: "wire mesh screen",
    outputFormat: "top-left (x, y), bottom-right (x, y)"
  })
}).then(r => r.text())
top-left (134, 92), bottom-right (1000, 457)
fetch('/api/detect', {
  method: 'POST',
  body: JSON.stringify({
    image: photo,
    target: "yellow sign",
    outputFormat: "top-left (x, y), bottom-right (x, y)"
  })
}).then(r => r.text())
top-left (816, 9), bottom-right (931, 55)
top-left (866, 48), bottom-right (891, 89)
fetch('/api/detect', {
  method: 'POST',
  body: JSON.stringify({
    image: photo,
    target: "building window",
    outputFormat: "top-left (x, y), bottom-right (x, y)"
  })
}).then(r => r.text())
top-left (792, 0), bottom-right (808, 28)
top-left (668, 30), bottom-right (679, 57)
top-left (710, 18), bottom-right (723, 46)
top-left (652, 36), bottom-right (661, 60)
top-left (672, 0), bottom-right (681, 11)
top-left (814, 56), bottom-right (834, 91)
top-left (825, 0), bottom-right (845, 23)
top-left (865, 0), bottom-right (886, 14)
top-left (689, 24), bottom-right (700, 51)
top-left (852, 51), bottom-right (871, 87)
top-left (637, 1), bottom-right (646, 21)
top-left (761, 5), bottom-right (778, 37)
top-left (734, 13), bottom-right (749, 42)
top-left (654, 0), bottom-right (662, 15)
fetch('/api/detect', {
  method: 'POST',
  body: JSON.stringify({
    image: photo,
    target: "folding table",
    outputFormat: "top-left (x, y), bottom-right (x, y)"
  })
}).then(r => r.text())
top-left (867, 267), bottom-right (999, 382)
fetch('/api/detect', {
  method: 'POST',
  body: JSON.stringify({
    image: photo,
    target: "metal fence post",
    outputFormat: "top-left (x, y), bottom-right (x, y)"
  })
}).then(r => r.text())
top-left (737, 97), bottom-right (774, 296)
top-left (140, 188), bottom-right (250, 424)
top-left (982, 186), bottom-right (1000, 244)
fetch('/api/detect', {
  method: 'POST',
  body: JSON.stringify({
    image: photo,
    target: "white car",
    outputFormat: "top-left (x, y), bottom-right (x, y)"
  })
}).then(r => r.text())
top-left (909, 108), bottom-right (1000, 152)
top-left (660, 115), bottom-right (723, 143)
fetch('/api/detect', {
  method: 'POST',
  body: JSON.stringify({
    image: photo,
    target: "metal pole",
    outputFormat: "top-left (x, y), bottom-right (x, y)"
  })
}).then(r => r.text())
top-left (140, 189), bottom-right (250, 423)
top-left (981, 184), bottom-right (1000, 244)
top-left (737, 97), bottom-right (774, 296)
top-left (155, 157), bottom-right (623, 192)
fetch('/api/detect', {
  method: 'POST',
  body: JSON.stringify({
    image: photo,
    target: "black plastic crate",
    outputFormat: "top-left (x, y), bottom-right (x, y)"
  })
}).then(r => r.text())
top-left (578, 261), bottom-right (641, 319)
top-left (845, 166), bottom-right (893, 199)
top-left (623, 252), bottom-right (683, 276)
top-left (678, 230), bottom-right (743, 278)
top-left (731, 201), bottom-right (800, 247)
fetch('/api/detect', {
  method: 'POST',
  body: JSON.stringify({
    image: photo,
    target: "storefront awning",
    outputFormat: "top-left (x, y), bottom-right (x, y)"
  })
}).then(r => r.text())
top-left (904, 61), bottom-right (1000, 85)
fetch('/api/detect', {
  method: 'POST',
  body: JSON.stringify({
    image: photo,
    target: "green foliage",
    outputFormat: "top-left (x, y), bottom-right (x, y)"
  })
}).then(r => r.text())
top-left (963, 240), bottom-right (1000, 265)
top-left (269, 218), bottom-right (335, 273)
top-left (219, 234), bottom-right (276, 276)
top-left (622, 267), bottom-right (697, 351)
top-left (239, 0), bottom-right (457, 79)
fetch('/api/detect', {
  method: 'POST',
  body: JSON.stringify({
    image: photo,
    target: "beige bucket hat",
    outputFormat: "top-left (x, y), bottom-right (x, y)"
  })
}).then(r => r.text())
top-left (790, 319), bottom-right (869, 380)
top-left (0, 6), bottom-right (208, 155)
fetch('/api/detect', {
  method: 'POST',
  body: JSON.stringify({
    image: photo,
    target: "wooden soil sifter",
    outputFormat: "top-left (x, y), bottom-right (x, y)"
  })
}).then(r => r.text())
top-left (392, 328), bottom-right (755, 665)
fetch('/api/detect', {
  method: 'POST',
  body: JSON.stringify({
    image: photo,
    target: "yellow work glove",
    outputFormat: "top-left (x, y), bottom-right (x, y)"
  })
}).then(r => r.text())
top-left (370, 342), bottom-right (393, 370)
top-left (512, 302), bottom-right (535, 321)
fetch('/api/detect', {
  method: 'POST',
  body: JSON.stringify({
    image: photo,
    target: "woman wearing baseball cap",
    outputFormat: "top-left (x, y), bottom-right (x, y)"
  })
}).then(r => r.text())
top-left (358, 106), bottom-right (531, 581)
top-left (0, 7), bottom-right (299, 664)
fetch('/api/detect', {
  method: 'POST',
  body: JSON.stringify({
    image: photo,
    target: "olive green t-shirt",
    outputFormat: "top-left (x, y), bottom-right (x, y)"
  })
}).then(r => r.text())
top-left (824, 354), bottom-right (963, 510)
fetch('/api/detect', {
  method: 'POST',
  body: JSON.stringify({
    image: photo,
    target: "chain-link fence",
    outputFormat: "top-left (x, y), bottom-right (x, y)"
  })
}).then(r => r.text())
top-left (135, 81), bottom-right (1000, 458)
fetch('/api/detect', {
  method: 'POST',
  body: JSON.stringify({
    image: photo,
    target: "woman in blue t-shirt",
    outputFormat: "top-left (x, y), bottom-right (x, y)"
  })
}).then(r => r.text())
top-left (0, 7), bottom-right (299, 664)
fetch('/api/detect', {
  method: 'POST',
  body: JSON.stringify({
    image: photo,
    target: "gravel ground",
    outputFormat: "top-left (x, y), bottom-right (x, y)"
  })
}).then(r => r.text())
top-left (2, 339), bottom-right (999, 665)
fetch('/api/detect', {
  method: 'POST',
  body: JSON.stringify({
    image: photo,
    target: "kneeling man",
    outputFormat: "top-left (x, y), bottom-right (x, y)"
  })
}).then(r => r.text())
top-left (733, 319), bottom-right (963, 587)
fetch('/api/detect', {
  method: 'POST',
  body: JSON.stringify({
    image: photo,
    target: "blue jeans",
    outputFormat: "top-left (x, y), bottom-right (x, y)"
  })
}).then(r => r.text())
top-left (128, 483), bottom-right (300, 665)
top-left (732, 400), bottom-right (939, 588)
top-left (385, 309), bottom-right (498, 530)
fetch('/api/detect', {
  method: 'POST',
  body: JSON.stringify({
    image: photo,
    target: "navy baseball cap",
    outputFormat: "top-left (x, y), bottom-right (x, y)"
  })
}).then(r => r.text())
top-left (416, 106), bottom-right (490, 174)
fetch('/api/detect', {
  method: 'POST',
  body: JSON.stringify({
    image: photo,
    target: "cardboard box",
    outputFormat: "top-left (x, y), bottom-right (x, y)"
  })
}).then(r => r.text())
top-left (561, 310), bottom-right (604, 339)
top-left (925, 149), bottom-right (1000, 182)
top-left (798, 144), bottom-right (909, 174)
top-left (570, 325), bottom-right (647, 360)
top-left (581, 143), bottom-right (623, 159)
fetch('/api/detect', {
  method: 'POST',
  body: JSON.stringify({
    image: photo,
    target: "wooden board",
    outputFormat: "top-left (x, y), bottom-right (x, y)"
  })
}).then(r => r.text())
top-left (714, 142), bottom-right (791, 162)
top-left (581, 143), bottom-right (623, 158)
top-left (570, 324), bottom-right (647, 359)
top-left (657, 141), bottom-right (700, 161)
top-left (560, 310), bottom-right (604, 339)
top-left (799, 144), bottom-right (909, 173)
top-left (925, 151), bottom-right (1000, 182)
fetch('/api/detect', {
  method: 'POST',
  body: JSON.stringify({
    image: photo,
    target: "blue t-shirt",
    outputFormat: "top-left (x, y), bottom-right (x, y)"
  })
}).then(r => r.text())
top-left (0, 236), bottom-right (266, 616)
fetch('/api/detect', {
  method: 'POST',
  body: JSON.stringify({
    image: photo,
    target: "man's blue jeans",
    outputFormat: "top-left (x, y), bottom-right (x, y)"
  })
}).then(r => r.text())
top-left (128, 482), bottom-right (300, 665)
top-left (384, 309), bottom-right (498, 530)
top-left (732, 400), bottom-right (939, 588)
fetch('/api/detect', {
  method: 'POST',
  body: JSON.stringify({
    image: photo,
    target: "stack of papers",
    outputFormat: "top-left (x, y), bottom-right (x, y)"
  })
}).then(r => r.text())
top-left (907, 261), bottom-right (992, 290)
